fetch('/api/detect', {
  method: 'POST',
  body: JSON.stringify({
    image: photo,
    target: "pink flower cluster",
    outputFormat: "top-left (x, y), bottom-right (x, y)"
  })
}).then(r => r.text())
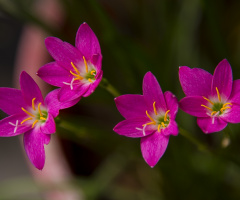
top-left (0, 22), bottom-right (239, 170)
top-left (0, 23), bottom-right (102, 170)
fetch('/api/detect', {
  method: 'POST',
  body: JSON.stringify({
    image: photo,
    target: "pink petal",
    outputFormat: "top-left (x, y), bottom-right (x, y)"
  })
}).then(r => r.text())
top-left (143, 72), bottom-right (167, 111)
top-left (37, 62), bottom-right (72, 87)
top-left (0, 88), bottom-right (27, 115)
top-left (220, 104), bottom-right (240, 123)
top-left (197, 117), bottom-right (228, 134)
top-left (161, 120), bottom-right (179, 136)
top-left (23, 128), bottom-right (51, 170)
top-left (75, 22), bottom-right (102, 61)
top-left (179, 96), bottom-right (209, 117)
top-left (45, 37), bottom-right (82, 71)
top-left (164, 91), bottom-right (178, 119)
top-left (45, 89), bottom-right (80, 118)
top-left (91, 54), bottom-right (102, 72)
top-left (0, 114), bottom-right (31, 137)
top-left (229, 79), bottom-right (240, 105)
top-left (82, 70), bottom-right (103, 97)
top-left (179, 66), bottom-right (212, 96)
top-left (58, 84), bottom-right (90, 102)
top-left (211, 59), bottom-right (232, 99)
top-left (20, 71), bottom-right (44, 106)
top-left (113, 118), bottom-right (154, 138)
top-left (40, 114), bottom-right (56, 134)
top-left (140, 132), bottom-right (169, 168)
top-left (114, 94), bottom-right (147, 119)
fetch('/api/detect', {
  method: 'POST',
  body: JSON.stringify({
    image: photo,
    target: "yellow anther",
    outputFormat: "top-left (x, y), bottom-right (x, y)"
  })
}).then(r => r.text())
top-left (201, 104), bottom-right (213, 111)
top-left (161, 122), bottom-right (165, 127)
top-left (158, 124), bottom-right (161, 132)
top-left (40, 117), bottom-right (47, 120)
top-left (90, 70), bottom-right (96, 75)
top-left (38, 103), bottom-right (43, 117)
top-left (32, 98), bottom-right (36, 110)
top-left (153, 102), bottom-right (158, 115)
top-left (211, 111), bottom-right (218, 116)
top-left (88, 78), bottom-right (93, 82)
top-left (146, 110), bottom-right (156, 124)
top-left (164, 110), bottom-right (170, 122)
top-left (74, 77), bottom-right (83, 81)
top-left (202, 96), bottom-right (214, 105)
top-left (216, 87), bottom-right (221, 102)
top-left (143, 121), bottom-right (156, 126)
top-left (21, 107), bottom-right (35, 117)
top-left (223, 103), bottom-right (232, 107)
top-left (21, 117), bottom-right (33, 124)
top-left (70, 70), bottom-right (79, 77)
top-left (83, 56), bottom-right (88, 73)
top-left (71, 62), bottom-right (80, 74)
top-left (32, 120), bottom-right (39, 128)
top-left (220, 107), bottom-right (231, 112)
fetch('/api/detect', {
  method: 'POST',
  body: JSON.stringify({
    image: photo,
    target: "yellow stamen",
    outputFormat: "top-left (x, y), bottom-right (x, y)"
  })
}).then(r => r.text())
top-left (74, 77), bottom-right (84, 81)
top-left (88, 78), bottom-right (93, 82)
top-left (201, 104), bottom-right (213, 111)
top-left (153, 102), bottom-right (157, 115)
top-left (220, 107), bottom-right (231, 112)
top-left (71, 62), bottom-right (80, 74)
top-left (161, 122), bottom-right (165, 127)
top-left (146, 110), bottom-right (156, 124)
top-left (223, 102), bottom-right (232, 107)
top-left (32, 98), bottom-right (36, 110)
top-left (158, 124), bottom-right (161, 132)
top-left (91, 70), bottom-right (96, 75)
top-left (164, 110), bottom-right (170, 122)
top-left (21, 107), bottom-right (35, 117)
top-left (40, 117), bottom-right (47, 120)
top-left (211, 111), bottom-right (218, 116)
top-left (202, 96), bottom-right (214, 105)
top-left (143, 121), bottom-right (156, 126)
top-left (32, 120), bottom-right (39, 128)
top-left (21, 117), bottom-right (33, 124)
top-left (70, 70), bottom-right (80, 77)
top-left (38, 103), bottom-right (43, 117)
top-left (83, 56), bottom-right (88, 73)
top-left (216, 87), bottom-right (221, 102)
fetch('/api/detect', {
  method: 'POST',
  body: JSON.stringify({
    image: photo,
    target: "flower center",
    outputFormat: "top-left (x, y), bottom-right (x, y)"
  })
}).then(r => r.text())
top-left (143, 101), bottom-right (170, 132)
top-left (201, 87), bottom-right (232, 116)
top-left (21, 98), bottom-right (48, 128)
top-left (65, 56), bottom-right (96, 90)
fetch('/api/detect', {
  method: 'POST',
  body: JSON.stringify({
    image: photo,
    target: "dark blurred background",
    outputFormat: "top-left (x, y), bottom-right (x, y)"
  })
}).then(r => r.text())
top-left (1, 0), bottom-right (240, 199)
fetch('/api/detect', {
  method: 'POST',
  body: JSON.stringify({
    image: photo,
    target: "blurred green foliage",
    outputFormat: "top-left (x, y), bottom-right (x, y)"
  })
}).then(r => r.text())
top-left (1, 0), bottom-right (240, 199)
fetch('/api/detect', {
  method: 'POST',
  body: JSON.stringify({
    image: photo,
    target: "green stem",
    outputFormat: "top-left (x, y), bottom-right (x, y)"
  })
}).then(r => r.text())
top-left (99, 78), bottom-right (121, 97)
top-left (179, 127), bottom-right (209, 152)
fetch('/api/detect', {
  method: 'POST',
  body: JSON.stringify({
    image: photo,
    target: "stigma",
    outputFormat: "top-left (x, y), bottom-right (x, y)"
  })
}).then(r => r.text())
top-left (143, 101), bottom-right (170, 133)
top-left (63, 56), bottom-right (97, 90)
top-left (201, 87), bottom-right (232, 117)
top-left (21, 98), bottom-right (47, 128)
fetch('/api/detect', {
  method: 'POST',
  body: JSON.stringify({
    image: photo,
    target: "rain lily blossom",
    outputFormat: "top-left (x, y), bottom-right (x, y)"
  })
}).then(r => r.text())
top-left (179, 59), bottom-right (240, 133)
top-left (0, 71), bottom-right (80, 170)
top-left (37, 22), bottom-right (103, 102)
top-left (113, 72), bottom-right (178, 167)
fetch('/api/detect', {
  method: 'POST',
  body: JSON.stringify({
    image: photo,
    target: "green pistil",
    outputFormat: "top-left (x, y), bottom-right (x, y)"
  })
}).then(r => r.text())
top-left (157, 116), bottom-right (170, 126)
top-left (212, 102), bottom-right (223, 113)
top-left (85, 72), bottom-right (96, 80)
top-left (37, 111), bottom-right (48, 122)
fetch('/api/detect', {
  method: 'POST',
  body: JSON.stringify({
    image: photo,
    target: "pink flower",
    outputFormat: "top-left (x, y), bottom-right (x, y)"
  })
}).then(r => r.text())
top-left (0, 71), bottom-right (79, 170)
top-left (179, 59), bottom-right (240, 133)
top-left (113, 72), bottom-right (178, 167)
top-left (37, 22), bottom-right (103, 102)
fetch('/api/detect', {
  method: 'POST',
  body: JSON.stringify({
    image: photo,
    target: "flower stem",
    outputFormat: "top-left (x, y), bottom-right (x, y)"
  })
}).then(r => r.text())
top-left (179, 127), bottom-right (209, 152)
top-left (100, 78), bottom-right (121, 97)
